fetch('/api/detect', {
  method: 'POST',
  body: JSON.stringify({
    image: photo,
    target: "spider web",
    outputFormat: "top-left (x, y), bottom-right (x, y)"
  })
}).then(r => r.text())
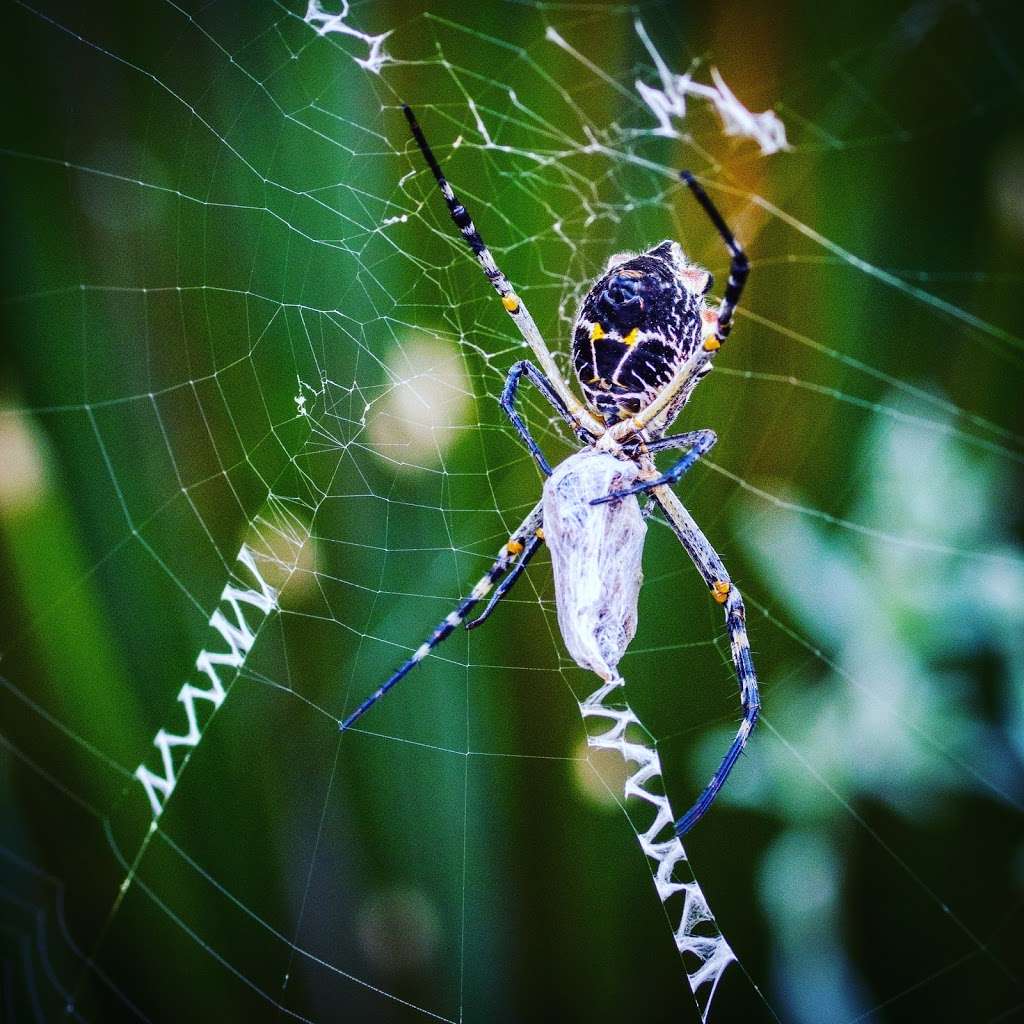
top-left (1, 1), bottom-right (1023, 1022)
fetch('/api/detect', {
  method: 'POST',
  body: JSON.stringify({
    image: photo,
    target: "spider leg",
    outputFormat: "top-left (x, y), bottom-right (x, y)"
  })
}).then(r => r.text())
top-left (340, 503), bottom-right (544, 731)
top-left (464, 530), bottom-right (544, 630)
top-left (650, 486), bottom-right (761, 836)
top-left (502, 360), bottom-right (592, 476)
top-left (590, 429), bottom-right (717, 505)
top-left (402, 105), bottom-right (600, 436)
top-left (680, 171), bottom-right (749, 340)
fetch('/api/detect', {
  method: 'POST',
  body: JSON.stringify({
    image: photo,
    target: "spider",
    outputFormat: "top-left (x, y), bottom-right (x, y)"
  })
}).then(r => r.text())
top-left (340, 105), bottom-right (760, 837)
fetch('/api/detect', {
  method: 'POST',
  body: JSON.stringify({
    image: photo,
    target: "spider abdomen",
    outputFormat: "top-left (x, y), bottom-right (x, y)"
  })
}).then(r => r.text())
top-left (573, 328), bottom-right (689, 418)
top-left (571, 242), bottom-right (706, 422)
top-left (542, 450), bottom-right (646, 680)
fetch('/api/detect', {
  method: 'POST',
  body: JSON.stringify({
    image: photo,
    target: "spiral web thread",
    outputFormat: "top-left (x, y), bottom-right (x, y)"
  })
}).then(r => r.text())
top-left (578, 676), bottom-right (735, 1021)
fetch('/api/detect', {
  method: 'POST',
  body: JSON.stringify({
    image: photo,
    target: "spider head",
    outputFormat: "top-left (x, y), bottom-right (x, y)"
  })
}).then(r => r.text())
top-left (572, 240), bottom-right (712, 424)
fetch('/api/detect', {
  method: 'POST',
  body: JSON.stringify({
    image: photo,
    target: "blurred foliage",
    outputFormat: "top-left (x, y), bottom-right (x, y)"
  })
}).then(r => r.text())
top-left (1, 2), bottom-right (1022, 1023)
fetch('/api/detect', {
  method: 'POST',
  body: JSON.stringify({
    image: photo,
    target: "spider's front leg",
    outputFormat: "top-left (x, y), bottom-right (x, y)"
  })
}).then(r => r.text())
top-left (464, 528), bottom-right (544, 630)
top-left (652, 486), bottom-right (761, 836)
top-left (339, 503), bottom-right (544, 731)
top-left (674, 579), bottom-right (760, 835)
top-left (590, 429), bottom-right (717, 505)
top-left (501, 360), bottom-right (589, 476)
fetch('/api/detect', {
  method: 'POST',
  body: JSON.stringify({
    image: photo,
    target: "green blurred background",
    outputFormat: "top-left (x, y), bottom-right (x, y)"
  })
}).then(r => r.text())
top-left (1, 1), bottom-right (1022, 1021)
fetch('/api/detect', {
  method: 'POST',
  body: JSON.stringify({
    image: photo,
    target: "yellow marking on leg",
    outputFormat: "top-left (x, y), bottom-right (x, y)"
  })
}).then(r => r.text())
top-left (534, 528), bottom-right (544, 540)
top-left (501, 295), bottom-right (520, 314)
top-left (506, 539), bottom-right (524, 555)
top-left (590, 323), bottom-right (607, 341)
top-left (711, 580), bottom-right (731, 603)
top-left (701, 309), bottom-right (720, 350)
top-left (623, 327), bottom-right (639, 346)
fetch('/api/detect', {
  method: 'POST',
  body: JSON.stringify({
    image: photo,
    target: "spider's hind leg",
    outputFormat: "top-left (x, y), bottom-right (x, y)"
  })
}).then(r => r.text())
top-left (403, 104), bottom-right (598, 433)
top-left (680, 171), bottom-right (748, 340)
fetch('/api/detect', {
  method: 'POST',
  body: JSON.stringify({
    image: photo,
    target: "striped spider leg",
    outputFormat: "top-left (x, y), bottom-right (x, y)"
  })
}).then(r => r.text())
top-left (651, 484), bottom-right (760, 837)
top-left (340, 502), bottom-right (545, 731)
top-left (402, 104), bottom-right (603, 439)
top-left (680, 171), bottom-right (749, 341)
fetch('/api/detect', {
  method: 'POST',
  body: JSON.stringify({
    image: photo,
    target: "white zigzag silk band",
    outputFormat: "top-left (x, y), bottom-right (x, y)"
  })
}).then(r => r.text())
top-left (543, 450), bottom-right (735, 1019)
top-left (579, 678), bottom-right (735, 1021)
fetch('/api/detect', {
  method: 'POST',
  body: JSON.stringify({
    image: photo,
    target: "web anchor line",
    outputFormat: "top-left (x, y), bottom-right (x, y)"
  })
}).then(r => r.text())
top-left (579, 676), bottom-right (735, 1022)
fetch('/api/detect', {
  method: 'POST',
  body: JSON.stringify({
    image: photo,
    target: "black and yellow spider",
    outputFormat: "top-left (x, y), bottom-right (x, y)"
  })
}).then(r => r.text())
top-left (341, 105), bottom-right (760, 837)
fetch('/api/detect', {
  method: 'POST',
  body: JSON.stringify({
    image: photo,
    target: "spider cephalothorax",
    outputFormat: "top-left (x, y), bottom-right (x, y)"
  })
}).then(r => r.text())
top-left (572, 240), bottom-right (712, 423)
top-left (343, 106), bottom-right (759, 842)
